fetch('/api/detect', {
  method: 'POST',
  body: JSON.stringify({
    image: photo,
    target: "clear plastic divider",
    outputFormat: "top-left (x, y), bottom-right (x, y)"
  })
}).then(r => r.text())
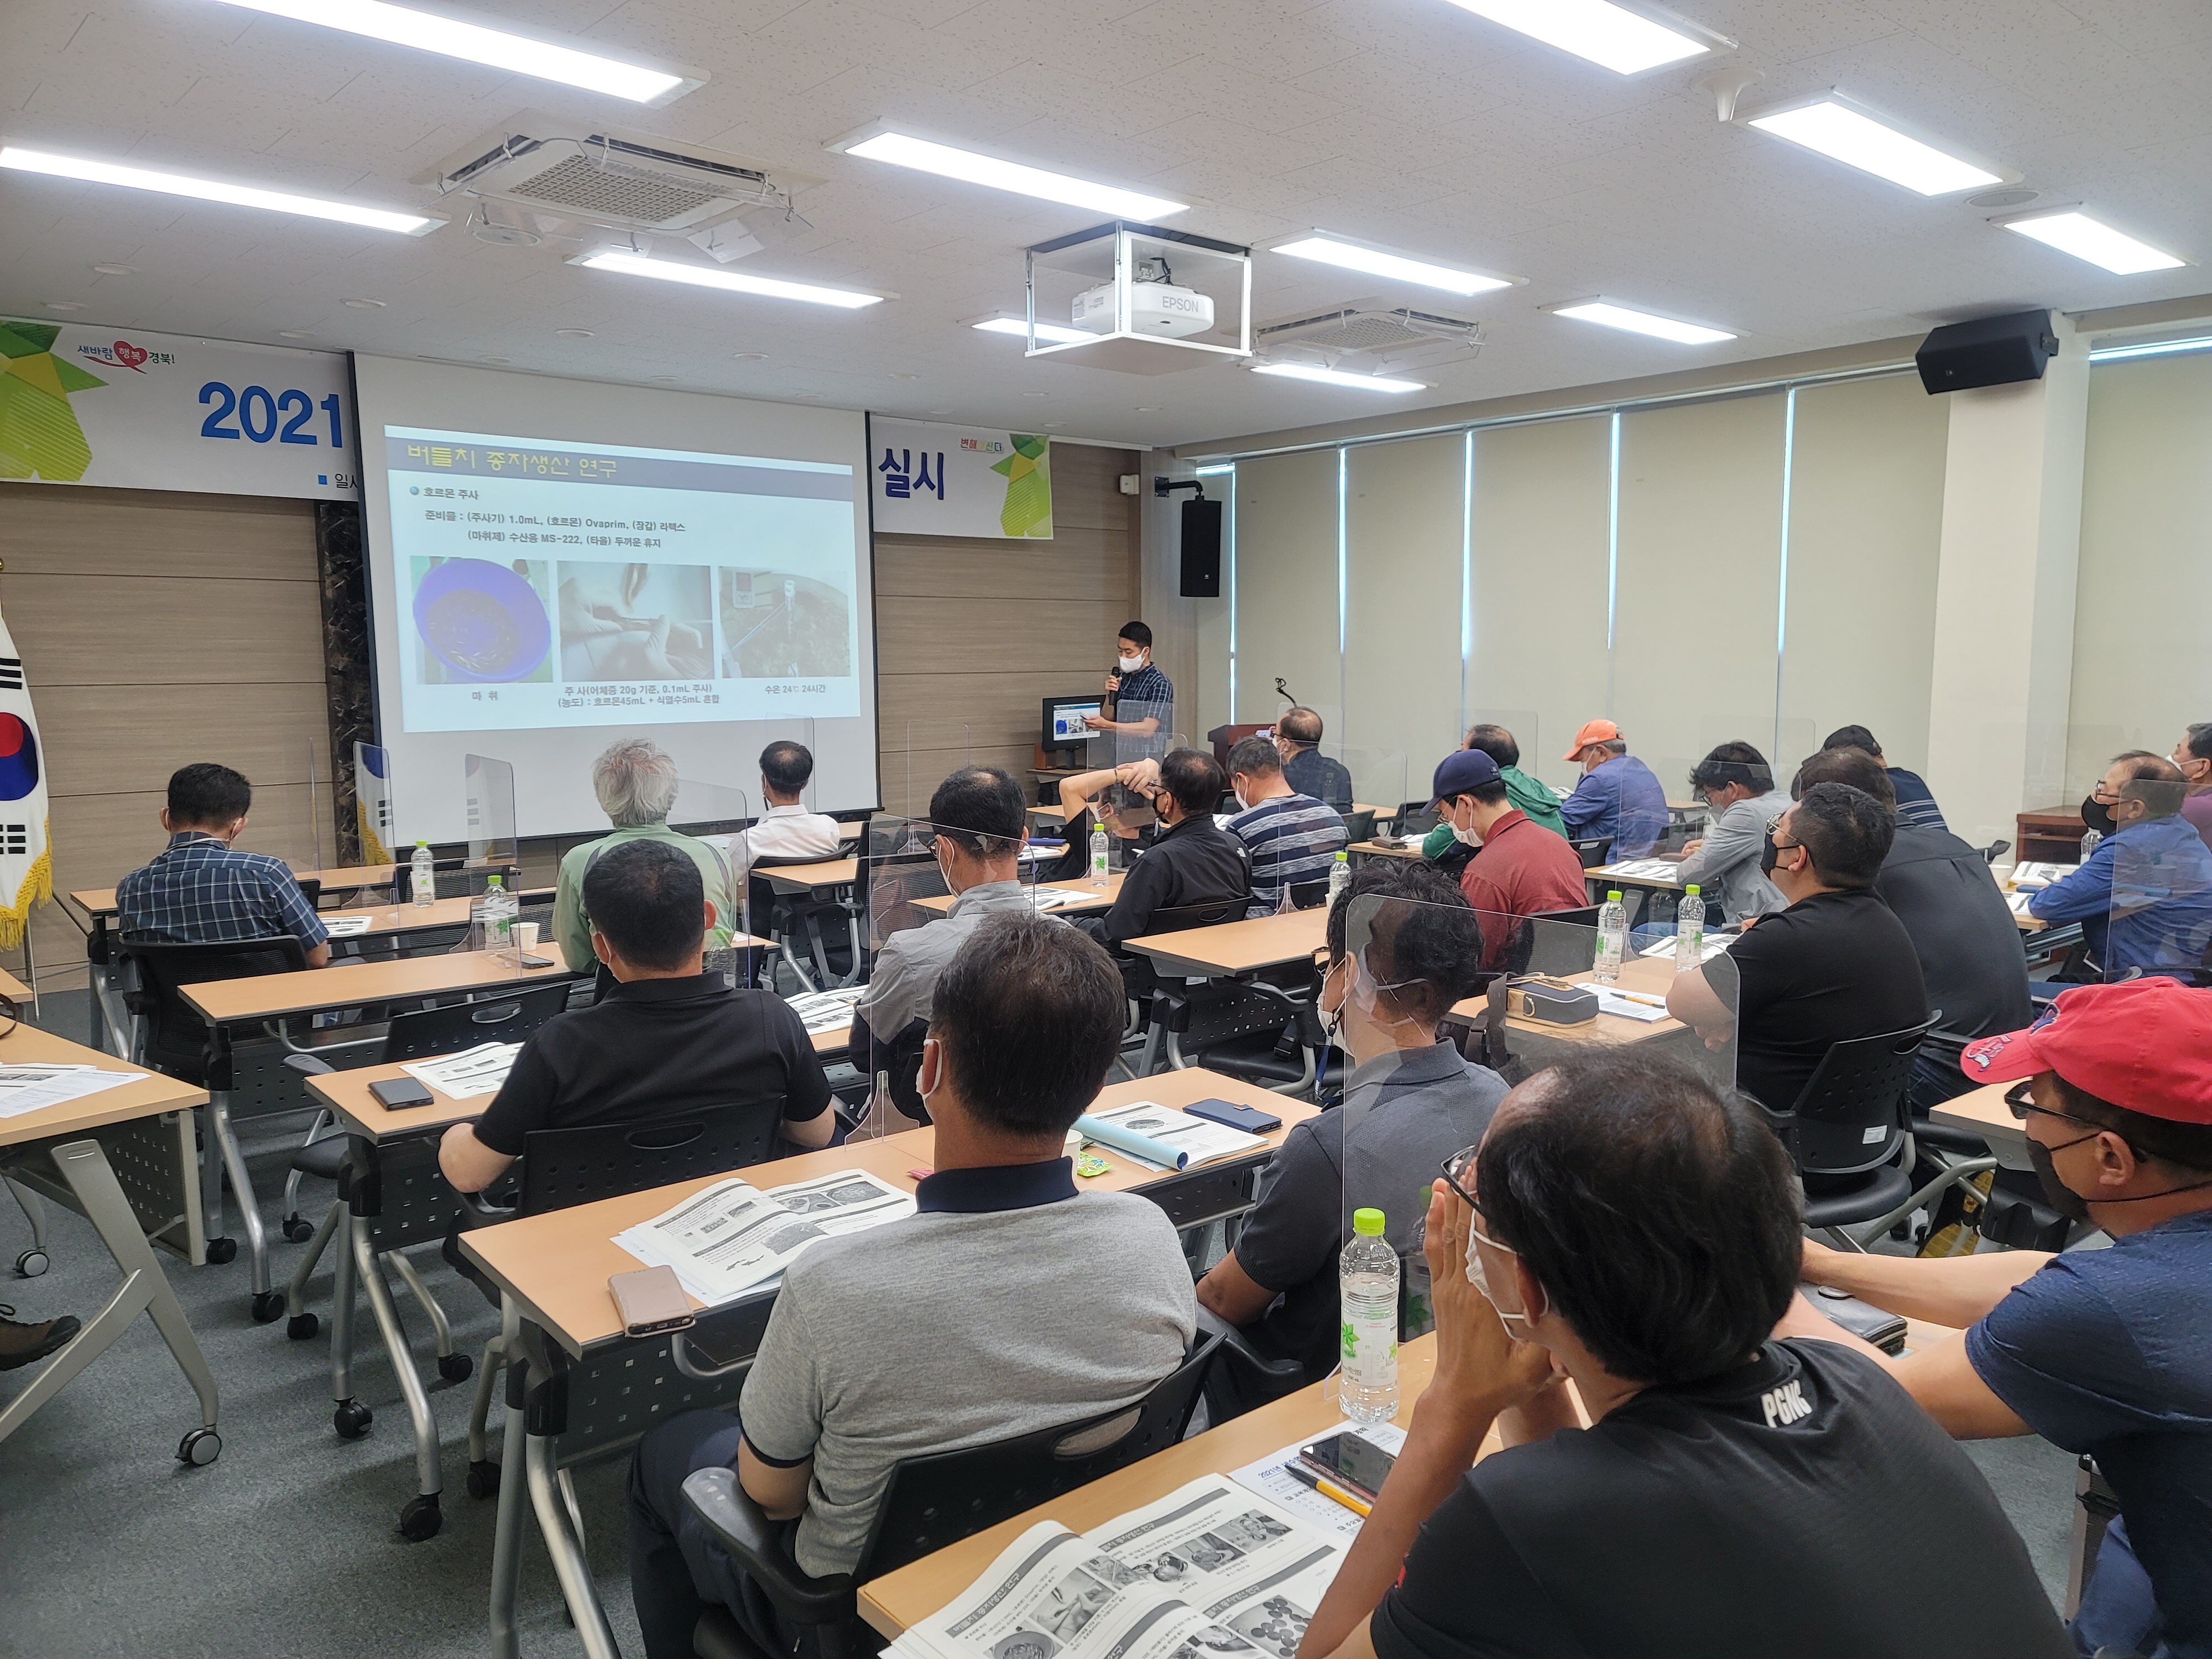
top-left (754, 717), bottom-right (821, 816)
top-left (901, 721), bottom-right (972, 823)
top-left (2104, 775), bottom-right (2212, 984)
top-left (353, 740), bottom-right (404, 869)
top-left (671, 778), bottom-right (753, 981)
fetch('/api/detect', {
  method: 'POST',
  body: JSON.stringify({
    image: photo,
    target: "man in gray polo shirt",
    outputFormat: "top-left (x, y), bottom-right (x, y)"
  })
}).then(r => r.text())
top-left (1197, 861), bottom-right (1507, 1383)
top-left (628, 912), bottom-right (1197, 1659)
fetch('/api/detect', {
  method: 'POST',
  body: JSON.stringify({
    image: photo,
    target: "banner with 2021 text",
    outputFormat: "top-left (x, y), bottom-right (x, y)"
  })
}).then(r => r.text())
top-left (0, 317), bottom-right (358, 499)
top-left (869, 415), bottom-right (1051, 539)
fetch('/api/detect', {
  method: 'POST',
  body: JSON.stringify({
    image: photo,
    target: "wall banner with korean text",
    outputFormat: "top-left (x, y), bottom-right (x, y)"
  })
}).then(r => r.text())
top-left (869, 415), bottom-right (1051, 539)
top-left (0, 317), bottom-right (357, 499)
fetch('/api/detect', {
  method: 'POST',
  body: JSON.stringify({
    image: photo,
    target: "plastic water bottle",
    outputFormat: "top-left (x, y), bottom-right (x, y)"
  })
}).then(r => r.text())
top-left (2080, 828), bottom-right (2102, 861)
top-left (481, 875), bottom-right (517, 955)
top-left (1595, 890), bottom-right (1627, 984)
top-left (1339, 1208), bottom-right (1399, 1426)
top-left (411, 840), bottom-right (436, 907)
top-left (1089, 810), bottom-right (1111, 889)
top-left (1327, 850), bottom-right (1351, 909)
top-left (1674, 883), bottom-right (1704, 971)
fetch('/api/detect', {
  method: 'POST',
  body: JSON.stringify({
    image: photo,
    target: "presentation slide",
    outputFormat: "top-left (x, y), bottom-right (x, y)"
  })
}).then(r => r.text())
top-left (354, 358), bottom-right (878, 843)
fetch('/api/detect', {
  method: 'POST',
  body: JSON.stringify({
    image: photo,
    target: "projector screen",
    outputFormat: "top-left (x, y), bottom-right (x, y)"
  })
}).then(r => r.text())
top-left (353, 357), bottom-right (877, 844)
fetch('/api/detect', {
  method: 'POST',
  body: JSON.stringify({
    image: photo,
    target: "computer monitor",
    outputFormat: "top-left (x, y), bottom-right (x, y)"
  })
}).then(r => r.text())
top-left (1043, 695), bottom-right (1105, 752)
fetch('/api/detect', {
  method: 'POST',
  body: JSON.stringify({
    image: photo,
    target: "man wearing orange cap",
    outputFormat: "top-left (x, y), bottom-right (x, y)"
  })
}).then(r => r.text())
top-left (1556, 718), bottom-right (1668, 859)
top-left (1791, 978), bottom-right (2212, 1659)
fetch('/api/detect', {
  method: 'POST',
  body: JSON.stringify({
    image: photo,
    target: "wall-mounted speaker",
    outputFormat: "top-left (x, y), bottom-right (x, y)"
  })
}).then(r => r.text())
top-left (1915, 309), bottom-right (2059, 394)
top-left (1180, 498), bottom-right (1223, 598)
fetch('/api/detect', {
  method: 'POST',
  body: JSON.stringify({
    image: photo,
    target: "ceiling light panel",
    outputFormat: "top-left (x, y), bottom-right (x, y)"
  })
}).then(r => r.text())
top-left (971, 316), bottom-right (1092, 345)
top-left (207, 0), bottom-right (698, 103)
top-left (1552, 300), bottom-right (1734, 344)
top-left (2000, 211), bottom-right (2185, 275)
top-left (1745, 100), bottom-right (2002, 196)
top-left (573, 250), bottom-right (884, 308)
top-left (0, 145), bottom-right (442, 234)
top-left (834, 131), bottom-right (1185, 218)
top-left (1271, 235), bottom-right (1515, 296)
top-left (1434, 0), bottom-right (1710, 75)
top-left (1251, 362), bottom-right (1426, 393)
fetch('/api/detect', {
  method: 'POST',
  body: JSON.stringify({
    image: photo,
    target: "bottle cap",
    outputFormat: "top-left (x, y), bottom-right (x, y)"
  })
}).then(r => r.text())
top-left (1607, 890), bottom-right (1623, 902)
top-left (416, 839), bottom-right (429, 848)
top-left (1335, 851), bottom-right (1348, 862)
top-left (1352, 1207), bottom-right (1385, 1236)
top-left (1684, 884), bottom-right (1700, 895)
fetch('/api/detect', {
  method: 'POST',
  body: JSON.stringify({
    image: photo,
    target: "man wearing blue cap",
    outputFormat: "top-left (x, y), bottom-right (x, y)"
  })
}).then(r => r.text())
top-left (1434, 748), bottom-right (1588, 927)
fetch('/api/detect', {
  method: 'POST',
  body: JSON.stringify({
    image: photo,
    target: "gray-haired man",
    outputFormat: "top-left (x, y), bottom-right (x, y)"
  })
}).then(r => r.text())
top-left (554, 738), bottom-right (740, 975)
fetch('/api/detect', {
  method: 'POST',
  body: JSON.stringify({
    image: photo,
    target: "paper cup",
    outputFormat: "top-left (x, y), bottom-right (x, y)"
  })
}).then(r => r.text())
top-left (515, 921), bottom-right (540, 952)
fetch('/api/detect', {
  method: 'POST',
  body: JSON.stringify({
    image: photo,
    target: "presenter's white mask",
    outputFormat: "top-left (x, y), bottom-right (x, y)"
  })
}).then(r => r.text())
top-left (1117, 654), bottom-right (1144, 671)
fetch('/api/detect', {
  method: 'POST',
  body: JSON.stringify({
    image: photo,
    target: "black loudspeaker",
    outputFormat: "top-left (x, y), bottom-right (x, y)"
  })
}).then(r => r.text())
top-left (1915, 308), bottom-right (2060, 394)
top-left (1180, 498), bottom-right (1223, 598)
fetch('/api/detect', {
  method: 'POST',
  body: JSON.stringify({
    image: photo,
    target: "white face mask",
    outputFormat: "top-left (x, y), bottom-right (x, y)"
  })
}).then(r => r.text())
top-left (1450, 804), bottom-right (1481, 847)
top-left (1117, 653), bottom-right (1144, 672)
top-left (1464, 1223), bottom-right (1540, 1331)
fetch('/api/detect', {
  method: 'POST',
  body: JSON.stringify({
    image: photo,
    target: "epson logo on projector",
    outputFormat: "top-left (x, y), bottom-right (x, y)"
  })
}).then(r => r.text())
top-left (1072, 281), bottom-right (1216, 339)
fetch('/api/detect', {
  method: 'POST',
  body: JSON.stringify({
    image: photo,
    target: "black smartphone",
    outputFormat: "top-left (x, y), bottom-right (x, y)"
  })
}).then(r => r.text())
top-left (1183, 1097), bottom-right (1282, 1134)
top-left (369, 1077), bottom-right (436, 1109)
top-left (1297, 1430), bottom-right (1397, 1501)
top-left (518, 953), bottom-right (556, 968)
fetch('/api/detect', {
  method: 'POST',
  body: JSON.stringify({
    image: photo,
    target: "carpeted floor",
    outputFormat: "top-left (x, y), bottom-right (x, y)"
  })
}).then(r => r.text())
top-left (0, 989), bottom-right (2081, 1656)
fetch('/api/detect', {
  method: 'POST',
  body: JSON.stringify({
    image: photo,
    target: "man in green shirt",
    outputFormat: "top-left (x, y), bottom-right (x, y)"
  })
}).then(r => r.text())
top-left (554, 738), bottom-right (739, 975)
top-left (1422, 723), bottom-right (1566, 857)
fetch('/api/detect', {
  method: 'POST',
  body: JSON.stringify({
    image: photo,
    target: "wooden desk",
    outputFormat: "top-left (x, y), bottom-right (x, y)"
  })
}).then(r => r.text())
top-left (910, 873), bottom-right (1125, 917)
top-left (757, 857), bottom-right (858, 894)
top-left (67, 864), bottom-right (398, 918)
top-left (0, 1023), bottom-right (221, 1460)
top-left (179, 947), bottom-right (580, 1028)
top-left (1124, 910), bottom-right (1324, 979)
top-left (462, 1067), bottom-right (1315, 1361)
top-left (1932, 1082), bottom-right (2030, 1168)
top-left (1588, 858), bottom-right (1683, 893)
top-left (0, 964), bottom-right (30, 1001)
top-left (1347, 838), bottom-right (1422, 861)
top-left (1451, 951), bottom-right (1689, 1050)
top-left (460, 1067), bottom-right (1313, 1655)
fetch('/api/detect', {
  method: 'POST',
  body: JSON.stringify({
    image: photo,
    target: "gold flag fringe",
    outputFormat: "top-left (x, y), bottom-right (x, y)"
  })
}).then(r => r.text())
top-left (0, 818), bottom-right (54, 950)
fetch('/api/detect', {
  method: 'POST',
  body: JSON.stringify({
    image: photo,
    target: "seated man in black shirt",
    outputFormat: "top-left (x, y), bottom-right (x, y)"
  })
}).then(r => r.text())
top-left (439, 840), bottom-right (833, 1192)
top-left (1299, 1050), bottom-right (2069, 1659)
top-left (1076, 748), bottom-right (1249, 950)
top-left (1792, 745), bottom-right (2031, 1110)
top-left (1666, 781), bottom-right (1928, 1112)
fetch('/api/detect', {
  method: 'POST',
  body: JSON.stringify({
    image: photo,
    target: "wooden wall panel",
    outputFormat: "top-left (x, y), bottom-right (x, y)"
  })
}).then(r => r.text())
top-left (873, 444), bottom-right (1142, 817)
top-left (0, 483), bottom-right (327, 992)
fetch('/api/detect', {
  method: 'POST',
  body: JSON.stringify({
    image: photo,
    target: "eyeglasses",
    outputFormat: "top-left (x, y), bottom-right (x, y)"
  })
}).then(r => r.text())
top-left (2002, 1079), bottom-right (2083, 1126)
top-left (1439, 1144), bottom-right (1483, 1216)
top-left (1764, 812), bottom-right (1802, 850)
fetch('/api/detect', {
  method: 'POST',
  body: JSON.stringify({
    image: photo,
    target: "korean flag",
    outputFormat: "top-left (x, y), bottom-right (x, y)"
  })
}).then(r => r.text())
top-left (0, 602), bottom-right (50, 948)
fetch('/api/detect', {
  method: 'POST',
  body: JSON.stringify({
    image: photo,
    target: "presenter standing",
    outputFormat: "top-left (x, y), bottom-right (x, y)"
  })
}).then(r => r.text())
top-left (1085, 621), bottom-right (1174, 758)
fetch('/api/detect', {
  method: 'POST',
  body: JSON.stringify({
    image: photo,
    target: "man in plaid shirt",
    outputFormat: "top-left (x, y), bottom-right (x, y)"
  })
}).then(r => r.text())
top-left (116, 763), bottom-right (330, 967)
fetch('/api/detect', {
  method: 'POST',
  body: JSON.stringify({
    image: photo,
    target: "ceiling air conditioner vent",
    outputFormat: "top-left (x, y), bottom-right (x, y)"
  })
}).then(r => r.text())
top-left (1255, 305), bottom-right (1485, 373)
top-left (433, 112), bottom-right (821, 236)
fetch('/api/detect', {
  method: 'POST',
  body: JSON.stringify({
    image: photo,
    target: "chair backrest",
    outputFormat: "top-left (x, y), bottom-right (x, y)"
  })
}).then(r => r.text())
top-left (1531, 904), bottom-right (1601, 930)
top-left (1570, 836), bottom-right (1614, 869)
top-left (118, 935), bottom-right (311, 1085)
top-left (1774, 1017), bottom-right (1939, 1175)
top-left (1980, 839), bottom-right (2011, 865)
top-left (1338, 808), bottom-right (1376, 846)
top-left (1144, 896), bottom-right (1251, 935)
top-left (855, 1331), bottom-right (1222, 1581)
top-left (380, 982), bottom-right (573, 1062)
top-left (515, 1103), bottom-right (783, 1217)
top-left (431, 860), bottom-right (520, 900)
top-left (1286, 879), bottom-right (1332, 911)
top-left (1397, 800), bottom-right (1440, 837)
top-left (1173, 981), bottom-right (1311, 1050)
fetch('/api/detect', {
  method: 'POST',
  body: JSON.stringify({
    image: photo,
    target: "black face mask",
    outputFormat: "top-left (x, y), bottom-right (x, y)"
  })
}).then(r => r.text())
top-left (1760, 833), bottom-right (1783, 879)
top-left (2081, 794), bottom-right (2117, 836)
top-left (2027, 1133), bottom-right (2097, 1226)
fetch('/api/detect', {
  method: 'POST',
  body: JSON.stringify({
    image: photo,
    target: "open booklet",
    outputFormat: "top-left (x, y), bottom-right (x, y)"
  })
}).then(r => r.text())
top-left (614, 1168), bottom-right (916, 1303)
top-left (786, 985), bottom-right (868, 1036)
top-left (888, 1478), bottom-right (1343, 1659)
top-left (1076, 1101), bottom-right (1267, 1172)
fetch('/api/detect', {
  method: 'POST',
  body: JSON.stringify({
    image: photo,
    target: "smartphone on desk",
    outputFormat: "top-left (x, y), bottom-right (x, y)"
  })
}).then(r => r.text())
top-left (1298, 1430), bottom-right (1397, 1503)
top-left (609, 1265), bottom-right (696, 1338)
top-left (369, 1077), bottom-right (436, 1109)
top-left (1183, 1097), bottom-right (1282, 1135)
top-left (518, 953), bottom-right (556, 968)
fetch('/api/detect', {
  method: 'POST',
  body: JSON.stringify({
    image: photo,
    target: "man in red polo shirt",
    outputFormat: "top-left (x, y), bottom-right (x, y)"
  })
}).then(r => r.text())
top-left (1432, 749), bottom-right (1588, 934)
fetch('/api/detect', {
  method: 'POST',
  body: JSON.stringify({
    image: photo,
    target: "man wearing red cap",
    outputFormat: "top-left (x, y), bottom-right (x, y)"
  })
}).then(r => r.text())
top-left (1792, 978), bottom-right (2212, 1659)
top-left (1556, 719), bottom-right (1668, 859)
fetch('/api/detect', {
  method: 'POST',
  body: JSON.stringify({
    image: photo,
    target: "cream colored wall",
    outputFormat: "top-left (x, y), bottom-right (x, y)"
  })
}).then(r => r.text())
top-left (1230, 450), bottom-right (1340, 732)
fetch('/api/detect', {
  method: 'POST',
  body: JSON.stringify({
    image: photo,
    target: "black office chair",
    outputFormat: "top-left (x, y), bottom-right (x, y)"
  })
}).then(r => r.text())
top-left (453, 1101), bottom-right (791, 1499)
top-left (682, 1330), bottom-right (1224, 1659)
top-left (1194, 1306), bottom-right (1306, 1425)
top-left (1119, 894), bottom-right (1256, 1032)
top-left (428, 858), bottom-right (521, 900)
top-left (1979, 839), bottom-right (2011, 865)
top-left (1396, 800), bottom-right (1440, 839)
top-left (1568, 836), bottom-right (1614, 870)
top-left (1338, 808), bottom-right (1376, 846)
top-left (1286, 879), bottom-right (1332, 911)
top-left (1148, 980), bottom-right (1324, 1094)
top-left (753, 853), bottom-right (859, 992)
top-left (1754, 1015), bottom-right (1939, 1246)
top-left (117, 933), bottom-right (311, 1316)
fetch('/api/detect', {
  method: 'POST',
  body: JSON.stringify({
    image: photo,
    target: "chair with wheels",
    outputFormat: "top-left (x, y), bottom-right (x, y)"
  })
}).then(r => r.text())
top-left (115, 933), bottom-right (310, 1321)
top-left (455, 1100), bottom-right (790, 1514)
top-left (681, 1330), bottom-right (1223, 1659)
top-left (1569, 836), bottom-right (1614, 870)
top-left (1119, 895), bottom-right (1262, 1071)
top-left (1194, 1305), bottom-right (1305, 1425)
top-left (1753, 1015), bottom-right (1945, 1249)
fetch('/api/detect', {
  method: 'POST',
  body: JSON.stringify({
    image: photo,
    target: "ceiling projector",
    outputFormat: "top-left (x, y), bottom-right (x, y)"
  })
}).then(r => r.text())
top-left (1073, 278), bottom-right (1214, 338)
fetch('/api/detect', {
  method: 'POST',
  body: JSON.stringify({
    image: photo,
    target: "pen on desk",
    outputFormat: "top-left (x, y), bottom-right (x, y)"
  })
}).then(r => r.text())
top-left (1284, 1462), bottom-right (1371, 1518)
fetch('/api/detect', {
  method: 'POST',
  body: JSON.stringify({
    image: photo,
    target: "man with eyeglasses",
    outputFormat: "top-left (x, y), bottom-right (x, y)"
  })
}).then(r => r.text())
top-left (1794, 978), bottom-right (2212, 1659)
top-left (1665, 782), bottom-right (1927, 1113)
top-left (2175, 723), bottom-right (2212, 852)
top-left (1295, 1049), bottom-right (2068, 1659)
top-left (2031, 752), bottom-right (2212, 981)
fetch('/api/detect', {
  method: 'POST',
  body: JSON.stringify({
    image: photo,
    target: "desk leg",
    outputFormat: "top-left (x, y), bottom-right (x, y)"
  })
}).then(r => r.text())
top-left (0, 1139), bottom-right (220, 1459)
top-left (526, 1426), bottom-right (623, 1659)
top-left (207, 1091), bottom-right (275, 1314)
top-left (353, 1223), bottom-right (445, 1539)
top-left (488, 1300), bottom-right (529, 1659)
